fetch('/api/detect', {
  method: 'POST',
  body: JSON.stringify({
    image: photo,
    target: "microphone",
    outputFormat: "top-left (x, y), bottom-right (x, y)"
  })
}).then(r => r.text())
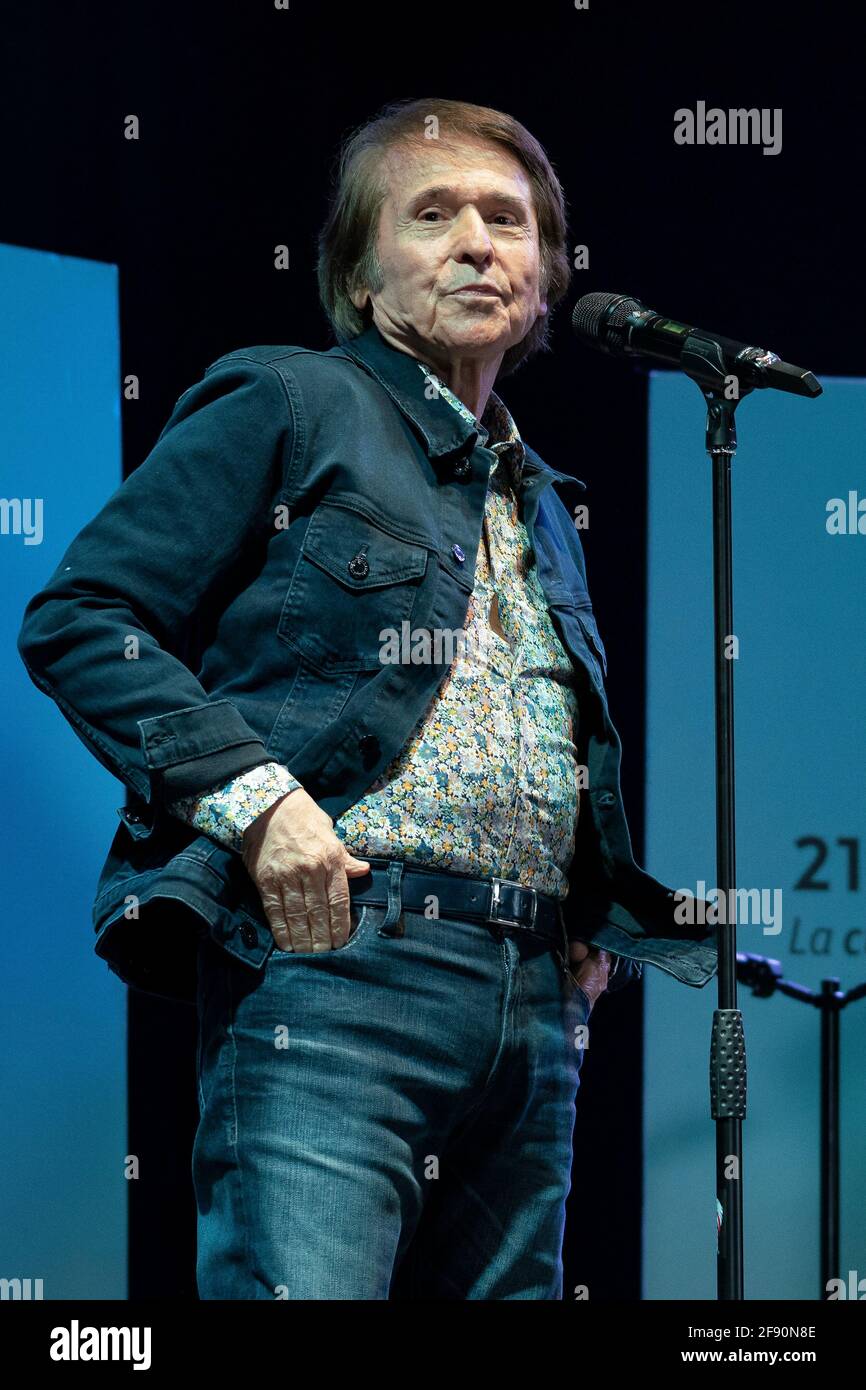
top-left (572, 291), bottom-right (822, 398)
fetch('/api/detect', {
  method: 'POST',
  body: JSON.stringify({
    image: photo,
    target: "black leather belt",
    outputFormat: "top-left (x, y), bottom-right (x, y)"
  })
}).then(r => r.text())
top-left (348, 857), bottom-right (564, 945)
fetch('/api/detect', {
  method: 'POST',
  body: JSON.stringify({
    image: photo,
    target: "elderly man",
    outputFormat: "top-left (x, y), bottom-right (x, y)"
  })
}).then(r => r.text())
top-left (18, 97), bottom-right (717, 1300)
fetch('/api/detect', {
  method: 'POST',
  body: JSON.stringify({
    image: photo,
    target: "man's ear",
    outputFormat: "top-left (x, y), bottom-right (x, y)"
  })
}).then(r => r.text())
top-left (349, 284), bottom-right (370, 312)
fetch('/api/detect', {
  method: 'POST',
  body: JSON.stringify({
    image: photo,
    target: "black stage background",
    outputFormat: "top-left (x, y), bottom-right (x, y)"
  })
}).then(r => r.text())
top-left (3, 0), bottom-right (863, 1300)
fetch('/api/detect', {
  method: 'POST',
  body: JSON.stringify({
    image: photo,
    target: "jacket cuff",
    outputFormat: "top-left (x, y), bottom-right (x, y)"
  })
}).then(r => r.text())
top-left (137, 699), bottom-right (270, 801)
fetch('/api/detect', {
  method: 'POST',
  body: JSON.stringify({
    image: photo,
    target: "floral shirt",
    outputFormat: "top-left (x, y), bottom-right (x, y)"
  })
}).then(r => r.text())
top-left (170, 374), bottom-right (581, 899)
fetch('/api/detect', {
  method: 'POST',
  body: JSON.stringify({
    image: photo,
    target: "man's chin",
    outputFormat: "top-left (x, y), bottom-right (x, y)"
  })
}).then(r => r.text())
top-left (432, 325), bottom-right (519, 360)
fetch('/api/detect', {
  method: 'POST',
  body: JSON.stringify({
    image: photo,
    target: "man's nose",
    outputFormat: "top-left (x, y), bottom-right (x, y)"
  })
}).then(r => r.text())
top-left (448, 206), bottom-right (495, 264)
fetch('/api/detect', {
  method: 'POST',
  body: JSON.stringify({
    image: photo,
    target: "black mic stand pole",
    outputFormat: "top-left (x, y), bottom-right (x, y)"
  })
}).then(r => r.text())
top-left (680, 336), bottom-right (753, 1301)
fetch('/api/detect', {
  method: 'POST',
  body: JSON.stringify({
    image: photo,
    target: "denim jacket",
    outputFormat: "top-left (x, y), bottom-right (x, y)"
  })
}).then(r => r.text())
top-left (17, 324), bottom-right (718, 1002)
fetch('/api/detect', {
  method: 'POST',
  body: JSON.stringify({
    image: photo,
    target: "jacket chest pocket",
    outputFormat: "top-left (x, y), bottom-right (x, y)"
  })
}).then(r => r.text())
top-left (277, 502), bottom-right (429, 672)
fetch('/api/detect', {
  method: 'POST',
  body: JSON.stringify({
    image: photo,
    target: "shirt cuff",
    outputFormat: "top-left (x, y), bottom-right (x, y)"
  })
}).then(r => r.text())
top-left (167, 761), bottom-right (301, 853)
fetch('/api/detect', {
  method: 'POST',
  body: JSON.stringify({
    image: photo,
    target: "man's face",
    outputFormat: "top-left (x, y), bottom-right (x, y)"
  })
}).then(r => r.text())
top-left (356, 136), bottom-right (548, 367)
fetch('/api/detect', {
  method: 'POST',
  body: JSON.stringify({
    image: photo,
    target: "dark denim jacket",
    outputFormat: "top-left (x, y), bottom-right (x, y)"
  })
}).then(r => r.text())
top-left (17, 324), bottom-right (718, 1002)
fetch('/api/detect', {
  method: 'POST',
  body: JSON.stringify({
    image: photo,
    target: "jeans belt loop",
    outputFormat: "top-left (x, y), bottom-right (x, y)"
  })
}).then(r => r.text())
top-left (378, 861), bottom-right (405, 937)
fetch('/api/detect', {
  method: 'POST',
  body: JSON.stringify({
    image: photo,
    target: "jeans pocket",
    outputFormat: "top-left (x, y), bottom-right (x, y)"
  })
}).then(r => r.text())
top-left (557, 947), bottom-right (594, 1016)
top-left (573, 979), bottom-right (594, 1016)
top-left (267, 901), bottom-right (384, 958)
top-left (195, 935), bottom-right (229, 1113)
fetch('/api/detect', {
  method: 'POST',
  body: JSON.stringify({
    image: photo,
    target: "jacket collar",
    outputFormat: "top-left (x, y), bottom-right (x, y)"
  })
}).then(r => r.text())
top-left (337, 324), bottom-right (585, 490)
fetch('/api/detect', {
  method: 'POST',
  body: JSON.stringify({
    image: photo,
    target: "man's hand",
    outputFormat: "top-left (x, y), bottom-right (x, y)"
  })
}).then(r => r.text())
top-left (241, 788), bottom-right (370, 952)
top-left (568, 940), bottom-right (613, 1011)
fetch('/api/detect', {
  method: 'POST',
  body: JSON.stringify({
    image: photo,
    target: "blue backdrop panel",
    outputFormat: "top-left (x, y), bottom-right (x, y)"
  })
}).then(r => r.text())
top-left (0, 243), bottom-right (126, 1298)
top-left (643, 371), bottom-right (866, 1300)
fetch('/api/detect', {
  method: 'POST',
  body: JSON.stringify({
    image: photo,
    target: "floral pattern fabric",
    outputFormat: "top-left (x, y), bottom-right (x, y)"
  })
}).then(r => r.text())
top-left (169, 761), bottom-right (300, 853)
top-left (332, 382), bottom-right (580, 899)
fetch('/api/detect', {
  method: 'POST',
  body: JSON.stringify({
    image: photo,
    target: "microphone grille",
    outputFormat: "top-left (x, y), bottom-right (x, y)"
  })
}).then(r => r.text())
top-left (572, 291), bottom-right (644, 351)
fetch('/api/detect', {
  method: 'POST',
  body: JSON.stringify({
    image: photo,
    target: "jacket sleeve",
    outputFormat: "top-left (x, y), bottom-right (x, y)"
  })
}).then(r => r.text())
top-left (17, 356), bottom-right (295, 817)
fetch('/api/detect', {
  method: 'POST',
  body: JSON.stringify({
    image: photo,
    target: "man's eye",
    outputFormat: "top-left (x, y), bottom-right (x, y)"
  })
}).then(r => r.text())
top-left (419, 210), bottom-right (444, 222)
top-left (492, 214), bottom-right (517, 225)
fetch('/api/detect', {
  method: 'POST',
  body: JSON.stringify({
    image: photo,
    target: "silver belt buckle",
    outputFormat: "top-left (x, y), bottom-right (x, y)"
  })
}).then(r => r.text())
top-left (489, 877), bottom-right (538, 931)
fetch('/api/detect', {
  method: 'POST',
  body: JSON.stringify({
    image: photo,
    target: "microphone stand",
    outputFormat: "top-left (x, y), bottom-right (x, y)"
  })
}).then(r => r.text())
top-left (680, 336), bottom-right (754, 1301)
top-left (737, 953), bottom-right (866, 1298)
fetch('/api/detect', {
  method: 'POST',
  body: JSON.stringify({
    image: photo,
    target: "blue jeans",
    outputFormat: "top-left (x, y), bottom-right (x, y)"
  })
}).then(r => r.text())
top-left (192, 883), bottom-right (591, 1300)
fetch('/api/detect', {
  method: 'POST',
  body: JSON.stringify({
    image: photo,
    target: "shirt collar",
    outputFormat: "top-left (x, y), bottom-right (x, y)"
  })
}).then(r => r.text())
top-left (477, 389), bottom-right (526, 490)
top-left (407, 357), bottom-right (526, 488)
top-left (338, 323), bottom-right (584, 490)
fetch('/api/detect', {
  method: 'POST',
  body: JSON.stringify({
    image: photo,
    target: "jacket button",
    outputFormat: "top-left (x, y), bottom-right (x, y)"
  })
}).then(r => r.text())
top-left (358, 734), bottom-right (380, 766)
top-left (125, 810), bottom-right (141, 823)
top-left (598, 791), bottom-right (616, 807)
top-left (347, 550), bottom-right (370, 579)
top-left (239, 922), bottom-right (257, 949)
top-left (451, 544), bottom-right (465, 564)
top-left (453, 458), bottom-right (471, 478)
